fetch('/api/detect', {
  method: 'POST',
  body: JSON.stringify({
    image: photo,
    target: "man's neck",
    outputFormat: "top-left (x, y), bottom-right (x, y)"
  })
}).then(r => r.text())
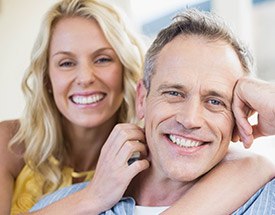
top-left (127, 168), bottom-right (198, 207)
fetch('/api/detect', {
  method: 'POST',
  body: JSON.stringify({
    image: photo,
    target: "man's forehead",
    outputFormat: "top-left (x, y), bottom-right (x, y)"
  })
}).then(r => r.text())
top-left (151, 36), bottom-right (243, 90)
top-left (151, 63), bottom-right (240, 92)
top-left (156, 36), bottom-right (244, 74)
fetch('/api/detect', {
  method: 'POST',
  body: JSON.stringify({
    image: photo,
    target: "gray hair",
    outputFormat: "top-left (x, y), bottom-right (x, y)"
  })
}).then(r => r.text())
top-left (143, 9), bottom-right (254, 91)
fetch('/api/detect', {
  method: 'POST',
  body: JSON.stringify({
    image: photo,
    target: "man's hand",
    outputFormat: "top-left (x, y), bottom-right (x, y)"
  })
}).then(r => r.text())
top-left (232, 77), bottom-right (275, 148)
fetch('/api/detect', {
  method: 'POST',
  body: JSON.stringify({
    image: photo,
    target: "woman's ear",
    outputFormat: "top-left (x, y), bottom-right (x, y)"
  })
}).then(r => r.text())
top-left (136, 80), bottom-right (147, 120)
top-left (45, 76), bottom-right (53, 94)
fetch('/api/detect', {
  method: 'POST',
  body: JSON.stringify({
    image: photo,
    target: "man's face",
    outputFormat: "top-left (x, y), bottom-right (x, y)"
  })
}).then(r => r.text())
top-left (137, 35), bottom-right (243, 182)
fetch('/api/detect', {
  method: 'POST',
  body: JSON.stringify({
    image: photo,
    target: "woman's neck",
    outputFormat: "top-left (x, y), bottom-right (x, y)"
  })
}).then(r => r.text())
top-left (61, 114), bottom-right (118, 172)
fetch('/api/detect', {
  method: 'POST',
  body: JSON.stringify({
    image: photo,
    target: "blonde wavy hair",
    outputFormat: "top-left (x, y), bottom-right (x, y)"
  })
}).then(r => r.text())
top-left (10, 0), bottom-right (145, 193)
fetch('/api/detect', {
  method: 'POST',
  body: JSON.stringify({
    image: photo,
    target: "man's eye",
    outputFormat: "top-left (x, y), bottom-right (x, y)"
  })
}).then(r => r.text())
top-left (167, 91), bottom-right (182, 97)
top-left (208, 99), bottom-right (223, 106)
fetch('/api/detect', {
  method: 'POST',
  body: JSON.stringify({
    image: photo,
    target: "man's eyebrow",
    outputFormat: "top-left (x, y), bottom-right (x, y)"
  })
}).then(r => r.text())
top-left (206, 90), bottom-right (232, 103)
top-left (157, 83), bottom-right (187, 91)
top-left (157, 84), bottom-right (232, 102)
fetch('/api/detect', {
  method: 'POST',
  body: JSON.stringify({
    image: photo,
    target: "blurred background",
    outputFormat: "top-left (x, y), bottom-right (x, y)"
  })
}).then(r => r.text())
top-left (0, 0), bottom-right (274, 162)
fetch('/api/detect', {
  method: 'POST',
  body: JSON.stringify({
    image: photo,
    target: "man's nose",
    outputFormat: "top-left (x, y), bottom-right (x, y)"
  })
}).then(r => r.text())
top-left (76, 64), bottom-right (96, 86)
top-left (175, 98), bottom-right (204, 130)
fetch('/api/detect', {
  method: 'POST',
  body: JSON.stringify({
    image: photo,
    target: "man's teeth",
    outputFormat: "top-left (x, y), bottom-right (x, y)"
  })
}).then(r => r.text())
top-left (169, 134), bottom-right (202, 148)
top-left (72, 94), bottom-right (104, 105)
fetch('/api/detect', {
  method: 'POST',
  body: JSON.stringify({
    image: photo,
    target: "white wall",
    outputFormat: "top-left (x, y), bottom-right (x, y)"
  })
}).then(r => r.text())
top-left (212, 0), bottom-right (275, 81)
top-left (253, 1), bottom-right (275, 80)
top-left (0, 0), bottom-right (58, 121)
top-left (212, 0), bottom-right (254, 50)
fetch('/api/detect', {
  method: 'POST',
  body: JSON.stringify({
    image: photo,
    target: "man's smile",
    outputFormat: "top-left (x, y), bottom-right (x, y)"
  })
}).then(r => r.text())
top-left (167, 134), bottom-right (205, 148)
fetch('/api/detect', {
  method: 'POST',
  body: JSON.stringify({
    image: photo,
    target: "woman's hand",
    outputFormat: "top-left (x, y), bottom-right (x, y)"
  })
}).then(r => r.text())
top-left (27, 123), bottom-right (149, 215)
top-left (85, 123), bottom-right (149, 213)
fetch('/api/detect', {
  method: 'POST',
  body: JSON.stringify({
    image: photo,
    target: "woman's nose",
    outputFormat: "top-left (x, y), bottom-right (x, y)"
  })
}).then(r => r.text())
top-left (76, 64), bottom-right (96, 86)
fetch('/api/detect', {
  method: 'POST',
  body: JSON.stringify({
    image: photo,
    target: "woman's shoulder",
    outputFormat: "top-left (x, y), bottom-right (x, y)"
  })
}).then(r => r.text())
top-left (0, 119), bottom-right (20, 135)
top-left (0, 119), bottom-right (22, 151)
top-left (0, 119), bottom-right (25, 177)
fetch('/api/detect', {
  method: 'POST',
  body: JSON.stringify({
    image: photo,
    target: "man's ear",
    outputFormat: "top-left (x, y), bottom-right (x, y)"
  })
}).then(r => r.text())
top-left (136, 80), bottom-right (147, 120)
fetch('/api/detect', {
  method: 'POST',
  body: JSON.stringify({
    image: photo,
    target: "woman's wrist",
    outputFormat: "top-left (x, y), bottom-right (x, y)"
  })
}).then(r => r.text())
top-left (75, 188), bottom-right (107, 214)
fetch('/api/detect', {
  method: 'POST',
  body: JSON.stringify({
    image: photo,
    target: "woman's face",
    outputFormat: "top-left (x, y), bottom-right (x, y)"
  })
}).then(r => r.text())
top-left (48, 17), bottom-right (124, 129)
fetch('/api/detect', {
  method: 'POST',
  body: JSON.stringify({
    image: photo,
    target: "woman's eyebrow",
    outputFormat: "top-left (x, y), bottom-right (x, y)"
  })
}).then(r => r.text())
top-left (51, 47), bottom-right (115, 58)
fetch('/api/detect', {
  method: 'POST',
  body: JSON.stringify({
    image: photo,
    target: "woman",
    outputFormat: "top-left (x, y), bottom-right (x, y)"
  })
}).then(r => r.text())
top-left (1, 0), bottom-right (146, 214)
top-left (0, 0), bottom-right (273, 214)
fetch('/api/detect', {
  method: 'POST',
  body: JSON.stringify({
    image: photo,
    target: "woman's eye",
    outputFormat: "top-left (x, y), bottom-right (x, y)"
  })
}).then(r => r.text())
top-left (95, 57), bottom-right (112, 64)
top-left (59, 61), bottom-right (75, 67)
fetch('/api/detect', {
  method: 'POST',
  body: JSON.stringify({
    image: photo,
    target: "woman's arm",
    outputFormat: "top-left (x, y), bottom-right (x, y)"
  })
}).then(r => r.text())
top-left (0, 120), bottom-right (25, 215)
top-left (27, 123), bottom-right (149, 214)
top-left (162, 148), bottom-right (275, 215)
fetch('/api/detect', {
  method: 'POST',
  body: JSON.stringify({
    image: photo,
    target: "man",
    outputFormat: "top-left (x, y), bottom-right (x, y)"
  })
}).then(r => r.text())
top-left (31, 9), bottom-right (275, 214)
top-left (129, 9), bottom-right (274, 214)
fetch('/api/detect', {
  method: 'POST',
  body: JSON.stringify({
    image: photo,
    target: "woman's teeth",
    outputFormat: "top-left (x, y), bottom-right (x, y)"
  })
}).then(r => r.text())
top-left (71, 94), bottom-right (104, 105)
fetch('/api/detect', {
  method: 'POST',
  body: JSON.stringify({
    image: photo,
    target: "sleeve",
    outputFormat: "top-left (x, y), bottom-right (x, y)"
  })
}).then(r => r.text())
top-left (232, 178), bottom-right (275, 215)
top-left (30, 182), bottom-right (89, 212)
